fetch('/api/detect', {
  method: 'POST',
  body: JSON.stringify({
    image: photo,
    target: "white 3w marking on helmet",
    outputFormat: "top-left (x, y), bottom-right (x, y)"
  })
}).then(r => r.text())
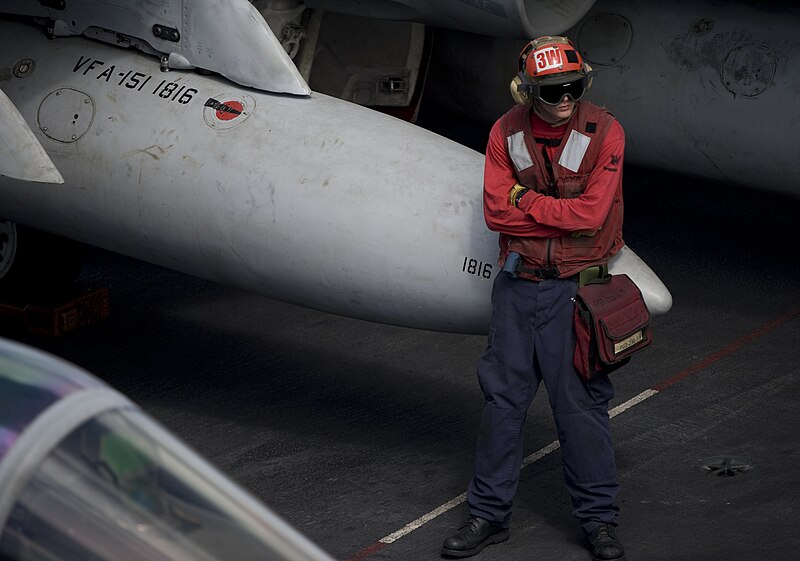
top-left (533, 47), bottom-right (563, 72)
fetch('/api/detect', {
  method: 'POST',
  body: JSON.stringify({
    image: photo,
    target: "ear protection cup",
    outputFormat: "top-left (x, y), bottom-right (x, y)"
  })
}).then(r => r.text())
top-left (510, 75), bottom-right (534, 105)
top-left (584, 62), bottom-right (594, 92)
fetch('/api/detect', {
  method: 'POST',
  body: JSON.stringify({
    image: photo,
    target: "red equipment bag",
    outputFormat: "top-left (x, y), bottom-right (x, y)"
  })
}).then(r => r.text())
top-left (573, 273), bottom-right (653, 380)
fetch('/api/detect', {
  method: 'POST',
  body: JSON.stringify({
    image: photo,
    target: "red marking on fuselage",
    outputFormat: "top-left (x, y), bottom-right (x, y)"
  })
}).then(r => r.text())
top-left (216, 100), bottom-right (243, 121)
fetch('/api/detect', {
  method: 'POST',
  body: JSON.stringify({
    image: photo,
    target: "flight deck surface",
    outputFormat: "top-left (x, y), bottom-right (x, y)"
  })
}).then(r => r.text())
top-left (5, 166), bottom-right (799, 561)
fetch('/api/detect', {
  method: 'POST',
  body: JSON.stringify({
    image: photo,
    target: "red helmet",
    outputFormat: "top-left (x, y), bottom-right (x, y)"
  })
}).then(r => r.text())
top-left (511, 36), bottom-right (594, 105)
top-left (520, 36), bottom-right (587, 82)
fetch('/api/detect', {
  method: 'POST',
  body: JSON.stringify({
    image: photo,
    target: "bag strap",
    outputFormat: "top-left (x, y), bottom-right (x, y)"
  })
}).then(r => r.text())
top-left (578, 264), bottom-right (609, 287)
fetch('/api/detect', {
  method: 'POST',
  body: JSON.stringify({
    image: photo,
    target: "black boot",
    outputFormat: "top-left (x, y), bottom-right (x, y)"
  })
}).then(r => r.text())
top-left (586, 524), bottom-right (625, 561)
top-left (441, 516), bottom-right (509, 558)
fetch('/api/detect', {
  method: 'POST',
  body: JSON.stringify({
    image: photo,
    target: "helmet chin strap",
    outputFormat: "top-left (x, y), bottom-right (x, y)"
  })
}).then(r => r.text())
top-left (532, 98), bottom-right (576, 126)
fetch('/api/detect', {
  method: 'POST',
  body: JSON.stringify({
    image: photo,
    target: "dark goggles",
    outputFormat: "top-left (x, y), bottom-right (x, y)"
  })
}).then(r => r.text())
top-left (535, 77), bottom-right (589, 105)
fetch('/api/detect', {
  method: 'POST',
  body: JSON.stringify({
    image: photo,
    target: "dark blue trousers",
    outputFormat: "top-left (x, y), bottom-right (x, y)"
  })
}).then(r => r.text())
top-left (466, 271), bottom-right (619, 534)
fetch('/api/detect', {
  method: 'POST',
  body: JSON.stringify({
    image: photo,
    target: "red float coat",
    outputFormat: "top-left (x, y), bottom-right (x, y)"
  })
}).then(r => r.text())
top-left (483, 101), bottom-right (625, 280)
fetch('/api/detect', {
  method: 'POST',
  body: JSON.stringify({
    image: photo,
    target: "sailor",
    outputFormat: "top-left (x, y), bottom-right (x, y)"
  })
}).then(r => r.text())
top-left (441, 36), bottom-right (626, 561)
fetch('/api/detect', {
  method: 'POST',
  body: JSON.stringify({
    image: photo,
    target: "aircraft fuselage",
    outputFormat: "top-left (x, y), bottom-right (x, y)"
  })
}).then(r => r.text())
top-left (0, 18), bottom-right (670, 333)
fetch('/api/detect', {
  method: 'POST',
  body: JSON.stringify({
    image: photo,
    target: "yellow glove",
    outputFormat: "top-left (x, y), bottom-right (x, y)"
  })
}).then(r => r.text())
top-left (508, 183), bottom-right (530, 208)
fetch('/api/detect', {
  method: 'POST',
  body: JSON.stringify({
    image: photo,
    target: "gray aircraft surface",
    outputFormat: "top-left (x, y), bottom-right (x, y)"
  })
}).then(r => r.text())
top-left (302, 0), bottom-right (798, 194)
top-left (0, 336), bottom-right (335, 561)
top-left (11, 0), bottom-right (770, 334)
